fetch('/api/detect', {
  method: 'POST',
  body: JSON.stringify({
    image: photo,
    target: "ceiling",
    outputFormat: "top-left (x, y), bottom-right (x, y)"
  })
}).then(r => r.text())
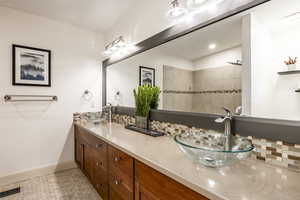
top-left (157, 16), bottom-right (242, 61)
top-left (249, 0), bottom-right (300, 31)
top-left (0, 0), bottom-right (136, 32)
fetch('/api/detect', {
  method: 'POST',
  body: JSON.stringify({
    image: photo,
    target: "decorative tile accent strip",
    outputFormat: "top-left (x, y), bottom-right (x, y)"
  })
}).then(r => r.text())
top-left (112, 114), bottom-right (135, 126)
top-left (163, 89), bottom-right (242, 94)
top-left (74, 113), bottom-right (300, 172)
top-left (73, 112), bottom-right (102, 124)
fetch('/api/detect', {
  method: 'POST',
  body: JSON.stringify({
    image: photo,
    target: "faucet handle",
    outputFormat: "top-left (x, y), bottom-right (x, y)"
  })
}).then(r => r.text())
top-left (222, 107), bottom-right (232, 116)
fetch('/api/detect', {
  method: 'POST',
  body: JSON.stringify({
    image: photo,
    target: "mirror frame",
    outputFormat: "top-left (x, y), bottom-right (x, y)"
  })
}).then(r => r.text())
top-left (102, 0), bottom-right (300, 144)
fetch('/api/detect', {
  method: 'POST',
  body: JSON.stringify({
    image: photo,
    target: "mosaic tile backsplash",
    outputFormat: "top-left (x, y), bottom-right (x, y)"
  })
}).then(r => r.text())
top-left (74, 112), bottom-right (300, 172)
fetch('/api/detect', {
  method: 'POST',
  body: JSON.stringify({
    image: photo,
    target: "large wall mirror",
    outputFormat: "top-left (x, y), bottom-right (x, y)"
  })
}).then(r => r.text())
top-left (106, 0), bottom-right (300, 121)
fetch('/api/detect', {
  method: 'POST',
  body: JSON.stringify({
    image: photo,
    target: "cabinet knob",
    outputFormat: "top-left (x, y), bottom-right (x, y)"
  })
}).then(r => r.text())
top-left (114, 157), bottom-right (121, 162)
top-left (115, 180), bottom-right (121, 185)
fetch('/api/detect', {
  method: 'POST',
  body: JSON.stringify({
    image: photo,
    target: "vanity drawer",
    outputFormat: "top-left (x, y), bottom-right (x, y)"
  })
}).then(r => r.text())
top-left (108, 145), bottom-right (134, 189)
top-left (135, 161), bottom-right (209, 200)
top-left (109, 187), bottom-right (125, 200)
top-left (77, 126), bottom-right (107, 153)
top-left (94, 154), bottom-right (107, 172)
top-left (94, 169), bottom-right (108, 200)
top-left (109, 172), bottom-right (133, 200)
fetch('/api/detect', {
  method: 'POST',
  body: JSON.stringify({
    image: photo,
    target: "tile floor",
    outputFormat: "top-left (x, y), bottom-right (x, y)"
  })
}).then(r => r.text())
top-left (0, 169), bottom-right (101, 200)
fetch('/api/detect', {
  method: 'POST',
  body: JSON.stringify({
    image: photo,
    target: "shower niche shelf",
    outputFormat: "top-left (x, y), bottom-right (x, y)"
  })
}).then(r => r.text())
top-left (278, 70), bottom-right (300, 75)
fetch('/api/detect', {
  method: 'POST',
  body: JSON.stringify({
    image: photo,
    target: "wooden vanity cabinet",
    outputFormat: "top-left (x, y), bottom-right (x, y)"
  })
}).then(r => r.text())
top-left (74, 125), bottom-right (109, 200)
top-left (74, 125), bottom-right (209, 200)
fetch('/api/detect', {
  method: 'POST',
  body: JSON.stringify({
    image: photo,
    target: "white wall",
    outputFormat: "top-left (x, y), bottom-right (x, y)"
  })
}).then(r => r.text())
top-left (0, 7), bottom-right (103, 178)
top-left (249, 12), bottom-right (300, 120)
top-left (193, 46), bottom-right (242, 70)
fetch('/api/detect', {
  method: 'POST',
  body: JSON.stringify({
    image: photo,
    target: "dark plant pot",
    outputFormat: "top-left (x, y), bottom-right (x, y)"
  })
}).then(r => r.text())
top-left (135, 116), bottom-right (148, 129)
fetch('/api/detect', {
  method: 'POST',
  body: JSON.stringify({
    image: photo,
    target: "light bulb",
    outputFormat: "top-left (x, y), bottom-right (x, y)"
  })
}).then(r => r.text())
top-left (208, 43), bottom-right (216, 49)
top-left (103, 49), bottom-right (112, 56)
top-left (167, 0), bottom-right (188, 18)
top-left (187, 0), bottom-right (206, 9)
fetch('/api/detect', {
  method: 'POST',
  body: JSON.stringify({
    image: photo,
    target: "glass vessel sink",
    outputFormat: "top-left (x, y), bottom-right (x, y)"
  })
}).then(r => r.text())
top-left (174, 131), bottom-right (254, 168)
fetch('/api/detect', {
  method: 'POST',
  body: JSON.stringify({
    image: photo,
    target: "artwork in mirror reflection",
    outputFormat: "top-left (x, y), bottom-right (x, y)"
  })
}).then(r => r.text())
top-left (107, 0), bottom-right (300, 120)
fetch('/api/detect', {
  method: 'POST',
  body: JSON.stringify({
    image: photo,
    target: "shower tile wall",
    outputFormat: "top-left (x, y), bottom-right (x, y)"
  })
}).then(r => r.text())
top-left (193, 66), bottom-right (242, 114)
top-left (163, 65), bottom-right (242, 114)
top-left (163, 65), bottom-right (194, 112)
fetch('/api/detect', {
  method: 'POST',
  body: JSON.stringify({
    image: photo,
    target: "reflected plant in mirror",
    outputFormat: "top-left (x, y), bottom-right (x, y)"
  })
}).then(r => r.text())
top-left (150, 86), bottom-right (161, 109)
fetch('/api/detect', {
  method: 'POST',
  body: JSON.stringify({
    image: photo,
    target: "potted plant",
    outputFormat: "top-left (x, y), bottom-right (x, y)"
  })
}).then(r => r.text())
top-left (133, 85), bottom-right (161, 129)
top-left (133, 85), bottom-right (153, 129)
top-left (284, 57), bottom-right (297, 71)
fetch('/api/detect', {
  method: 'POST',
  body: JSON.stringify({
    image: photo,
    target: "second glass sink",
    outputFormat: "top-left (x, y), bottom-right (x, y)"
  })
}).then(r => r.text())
top-left (174, 131), bottom-right (254, 168)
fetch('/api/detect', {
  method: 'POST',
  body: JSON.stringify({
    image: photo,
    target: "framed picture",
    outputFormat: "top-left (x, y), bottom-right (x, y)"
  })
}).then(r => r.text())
top-left (12, 44), bottom-right (51, 87)
top-left (139, 66), bottom-right (155, 86)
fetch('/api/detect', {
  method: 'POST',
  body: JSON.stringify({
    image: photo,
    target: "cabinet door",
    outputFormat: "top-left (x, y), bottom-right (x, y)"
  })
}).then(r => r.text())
top-left (83, 143), bottom-right (95, 180)
top-left (75, 138), bottom-right (84, 168)
top-left (94, 157), bottom-right (109, 200)
top-left (110, 187), bottom-right (126, 200)
top-left (135, 182), bottom-right (160, 200)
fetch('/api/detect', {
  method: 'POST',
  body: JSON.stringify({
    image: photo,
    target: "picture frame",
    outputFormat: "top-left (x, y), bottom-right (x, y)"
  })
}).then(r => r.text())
top-left (139, 66), bottom-right (155, 87)
top-left (12, 44), bottom-right (51, 87)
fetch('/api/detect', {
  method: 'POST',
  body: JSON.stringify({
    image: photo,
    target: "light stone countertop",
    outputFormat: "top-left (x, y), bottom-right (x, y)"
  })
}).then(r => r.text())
top-left (76, 122), bottom-right (300, 200)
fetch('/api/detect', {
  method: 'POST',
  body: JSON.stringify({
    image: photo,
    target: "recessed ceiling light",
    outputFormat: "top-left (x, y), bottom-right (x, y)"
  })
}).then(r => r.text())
top-left (208, 43), bottom-right (216, 49)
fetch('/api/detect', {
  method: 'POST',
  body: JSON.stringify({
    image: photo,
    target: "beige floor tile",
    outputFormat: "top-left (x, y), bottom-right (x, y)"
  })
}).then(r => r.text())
top-left (1, 169), bottom-right (101, 200)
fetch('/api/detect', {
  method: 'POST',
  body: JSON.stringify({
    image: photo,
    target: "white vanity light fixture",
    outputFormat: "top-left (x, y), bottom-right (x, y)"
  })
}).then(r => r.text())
top-left (103, 36), bottom-right (136, 58)
top-left (208, 43), bottom-right (216, 49)
top-left (167, 0), bottom-right (188, 19)
top-left (168, 0), bottom-right (225, 22)
top-left (187, 0), bottom-right (224, 13)
top-left (187, 0), bottom-right (207, 9)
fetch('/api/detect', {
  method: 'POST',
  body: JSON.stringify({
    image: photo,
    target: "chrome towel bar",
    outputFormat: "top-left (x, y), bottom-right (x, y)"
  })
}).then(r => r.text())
top-left (4, 95), bottom-right (58, 102)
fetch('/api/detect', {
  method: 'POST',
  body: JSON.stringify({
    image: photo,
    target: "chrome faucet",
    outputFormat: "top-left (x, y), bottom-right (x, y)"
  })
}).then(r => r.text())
top-left (102, 103), bottom-right (113, 122)
top-left (215, 107), bottom-right (233, 151)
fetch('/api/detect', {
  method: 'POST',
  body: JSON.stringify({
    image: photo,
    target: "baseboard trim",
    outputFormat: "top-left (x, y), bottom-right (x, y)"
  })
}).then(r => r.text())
top-left (0, 161), bottom-right (78, 187)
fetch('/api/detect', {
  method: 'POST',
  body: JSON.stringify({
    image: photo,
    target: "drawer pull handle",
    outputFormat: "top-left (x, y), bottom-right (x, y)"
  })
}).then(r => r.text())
top-left (96, 144), bottom-right (103, 148)
top-left (115, 179), bottom-right (121, 185)
top-left (96, 162), bottom-right (103, 166)
top-left (114, 157), bottom-right (121, 162)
